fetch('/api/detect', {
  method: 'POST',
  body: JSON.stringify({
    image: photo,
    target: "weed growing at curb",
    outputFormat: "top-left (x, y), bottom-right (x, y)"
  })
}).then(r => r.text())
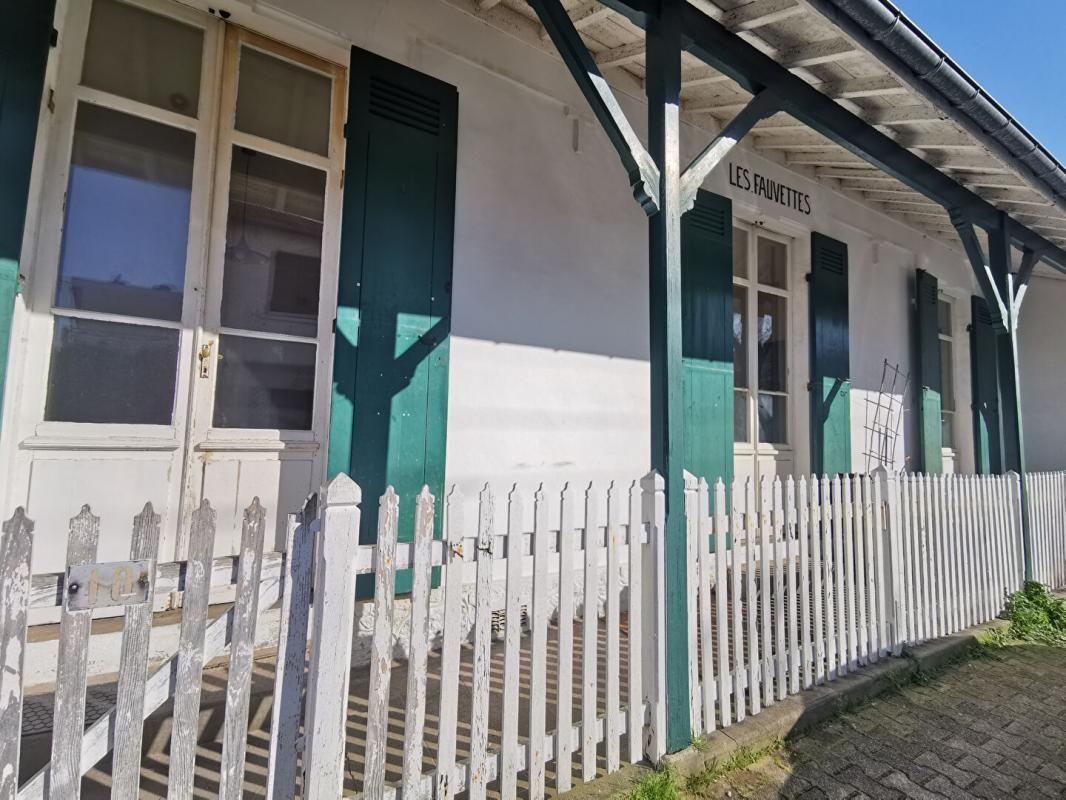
top-left (1001, 582), bottom-right (1066, 644)
top-left (683, 740), bottom-right (783, 796)
top-left (625, 763), bottom-right (680, 800)
top-left (623, 741), bottom-right (784, 800)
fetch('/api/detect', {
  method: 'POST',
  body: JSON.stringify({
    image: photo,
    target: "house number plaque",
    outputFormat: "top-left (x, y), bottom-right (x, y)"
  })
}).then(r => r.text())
top-left (65, 560), bottom-right (154, 611)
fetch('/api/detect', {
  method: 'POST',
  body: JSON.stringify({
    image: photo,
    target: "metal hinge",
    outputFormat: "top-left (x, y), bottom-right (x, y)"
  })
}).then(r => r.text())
top-left (50, 27), bottom-right (59, 47)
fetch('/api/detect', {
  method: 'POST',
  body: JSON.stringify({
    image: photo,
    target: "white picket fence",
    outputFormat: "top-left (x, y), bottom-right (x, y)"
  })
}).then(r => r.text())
top-left (1030, 471), bottom-right (1066, 589)
top-left (681, 469), bottom-right (1035, 738)
top-left (1, 469), bottom-right (1065, 799)
top-left (299, 475), bottom-right (659, 799)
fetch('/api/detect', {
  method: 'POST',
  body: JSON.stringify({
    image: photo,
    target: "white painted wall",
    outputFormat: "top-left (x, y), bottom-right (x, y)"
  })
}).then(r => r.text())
top-left (1020, 273), bottom-right (1066, 471)
top-left (4, 0), bottom-right (1000, 571)
top-left (283, 0), bottom-right (983, 491)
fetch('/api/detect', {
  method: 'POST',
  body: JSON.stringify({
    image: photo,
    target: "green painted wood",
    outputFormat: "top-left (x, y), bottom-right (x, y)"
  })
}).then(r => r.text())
top-left (919, 389), bottom-right (942, 474)
top-left (969, 295), bottom-right (1002, 475)
top-left (809, 232), bottom-right (851, 476)
top-left (0, 0), bottom-right (54, 430)
top-left (328, 47), bottom-right (457, 594)
top-left (681, 190), bottom-right (733, 498)
top-left (646, 0), bottom-right (690, 755)
top-left (915, 269), bottom-right (942, 473)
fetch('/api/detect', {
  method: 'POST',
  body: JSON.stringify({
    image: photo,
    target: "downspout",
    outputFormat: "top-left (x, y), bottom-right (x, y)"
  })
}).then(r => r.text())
top-left (806, 0), bottom-right (1066, 216)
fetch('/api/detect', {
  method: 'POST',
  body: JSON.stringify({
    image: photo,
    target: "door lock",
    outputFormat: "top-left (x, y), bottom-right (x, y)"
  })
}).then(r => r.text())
top-left (198, 341), bottom-right (214, 379)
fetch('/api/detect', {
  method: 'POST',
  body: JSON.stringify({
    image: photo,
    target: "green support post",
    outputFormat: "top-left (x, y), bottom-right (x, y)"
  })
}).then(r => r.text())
top-left (645, 0), bottom-right (690, 753)
top-left (989, 217), bottom-right (1033, 581)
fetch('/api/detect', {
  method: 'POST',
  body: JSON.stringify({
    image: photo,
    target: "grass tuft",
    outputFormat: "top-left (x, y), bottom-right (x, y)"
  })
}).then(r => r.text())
top-left (1001, 581), bottom-right (1066, 644)
top-left (625, 763), bottom-right (680, 800)
top-left (683, 739), bottom-right (783, 797)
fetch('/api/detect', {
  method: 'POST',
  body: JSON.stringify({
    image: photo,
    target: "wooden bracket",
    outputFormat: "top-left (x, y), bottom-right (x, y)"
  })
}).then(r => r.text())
top-left (948, 210), bottom-right (1008, 333)
top-left (529, 0), bottom-right (661, 214)
top-left (679, 89), bottom-right (778, 212)
top-left (1011, 247), bottom-right (1039, 315)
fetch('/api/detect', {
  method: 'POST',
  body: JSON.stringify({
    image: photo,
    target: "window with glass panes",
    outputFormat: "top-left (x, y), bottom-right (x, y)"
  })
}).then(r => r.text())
top-left (39, 0), bottom-right (342, 434)
top-left (938, 296), bottom-right (956, 450)
top-left (732, 225), bottom-right (790, 446)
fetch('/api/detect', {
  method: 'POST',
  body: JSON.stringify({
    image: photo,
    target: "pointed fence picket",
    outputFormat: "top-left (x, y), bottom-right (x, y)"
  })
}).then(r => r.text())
top-left (4, 468), bottom-right (1066, 800)
top-left (6, 495), bottom-right (282, 800)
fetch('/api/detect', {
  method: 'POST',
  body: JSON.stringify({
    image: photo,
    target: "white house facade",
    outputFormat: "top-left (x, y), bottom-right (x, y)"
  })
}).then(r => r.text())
top-left (2, 0), bottom-right (1065, 586)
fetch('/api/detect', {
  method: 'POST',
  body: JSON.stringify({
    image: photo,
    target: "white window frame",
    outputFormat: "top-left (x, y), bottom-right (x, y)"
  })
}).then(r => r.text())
top-left (189, 23), bottom-right (346, 450)
top-left (17, 0), bottom-right (222, 448)
top-left (732, 220), bottom-right (793, 456)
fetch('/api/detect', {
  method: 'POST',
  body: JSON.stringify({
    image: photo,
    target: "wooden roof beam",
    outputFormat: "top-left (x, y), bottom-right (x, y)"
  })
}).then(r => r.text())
top-left (881, 204), bottom-right (950, 218)
top-left (812, 168), bottom-right (897, 182)
top-left (817, 75), bottom-right (909, 98)
top-left (785, 151), bottom-right (868, 167)
top-left (962, 177), bottom-right (1040, 191)
top-left (723, 0), bottom-right (804, 31)
top-left (776, 37), bottom-right (858, 69)
top-left (540, 1), bottom-right (615, 40)
top-left (594, 39), bottom-right (645, 68)
top-left (826, 179), bottom-right (914, 193)
top-left (899, 132), bottom-right (983, 151)
top-left (866, 105), bottom-right (947, 126)
top-left (863, 194), bottom-right (942, 209)
top-left (686, 77), bottom-right (907, 116)
top-left (531, 0), bottom-right (659, 212)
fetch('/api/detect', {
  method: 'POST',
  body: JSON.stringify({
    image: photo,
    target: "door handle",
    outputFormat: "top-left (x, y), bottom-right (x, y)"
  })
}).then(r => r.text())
top-left (199, 341), bottom-right (214, 379)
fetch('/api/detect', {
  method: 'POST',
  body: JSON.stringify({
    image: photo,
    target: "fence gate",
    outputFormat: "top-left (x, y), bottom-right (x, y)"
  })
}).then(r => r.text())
top-left (0, 496), bottom-right (296, 799)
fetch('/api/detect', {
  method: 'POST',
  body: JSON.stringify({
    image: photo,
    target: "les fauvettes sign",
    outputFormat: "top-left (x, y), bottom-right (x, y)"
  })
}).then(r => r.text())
top-left (728, 162), bottom-right (812, 216)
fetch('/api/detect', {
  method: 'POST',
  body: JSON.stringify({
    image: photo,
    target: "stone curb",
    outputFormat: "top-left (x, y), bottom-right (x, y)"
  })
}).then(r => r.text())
top-left (563, 619), bottom-right (1007, 798)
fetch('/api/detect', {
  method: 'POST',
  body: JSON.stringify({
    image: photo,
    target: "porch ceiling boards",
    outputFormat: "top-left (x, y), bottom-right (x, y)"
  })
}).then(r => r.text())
top-left (457, 0), bottom-right (1066, 264)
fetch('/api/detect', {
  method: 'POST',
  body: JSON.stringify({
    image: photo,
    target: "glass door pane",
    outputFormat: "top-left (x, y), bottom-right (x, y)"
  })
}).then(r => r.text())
top-left (213, 145), bottom-right (326, 430)
top-left (235, 45), bottom-right (332, 155)
top-left (55, 104), bottom-right (194, 321)
top-left (733, 284), bottom-right (749, 443)
top-left (82, 0), bottom-right (204, 116)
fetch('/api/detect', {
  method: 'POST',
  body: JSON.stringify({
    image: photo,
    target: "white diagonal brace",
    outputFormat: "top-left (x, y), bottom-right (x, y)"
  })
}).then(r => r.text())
top-left (1012, 247), bottom-right (1040, 313)
top-left (949, 210), bottom-right (1008, 332)
top-left (530, 0), bottom-right (660, 213)
top-left (679, 89), bottom-right (778, 211)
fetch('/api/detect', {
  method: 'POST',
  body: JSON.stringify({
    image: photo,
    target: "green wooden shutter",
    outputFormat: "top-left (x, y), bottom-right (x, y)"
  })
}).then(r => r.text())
top-left (682, 190), bottom-right (733, 492)
top-left (970, 295), bottom-right (1002, 474)
top-left (0, 0), bottom-right (55, 428)
top-left (809, 232), bottom-right (851, 476)
top-left (329, 47), bottom-right (457, 593)
top-left (915, 269), bottom-right (943, 473)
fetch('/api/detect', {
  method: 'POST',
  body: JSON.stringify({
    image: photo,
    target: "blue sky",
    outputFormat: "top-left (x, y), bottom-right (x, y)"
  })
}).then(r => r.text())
top-left (895, 0), bottom-right (1066, 162)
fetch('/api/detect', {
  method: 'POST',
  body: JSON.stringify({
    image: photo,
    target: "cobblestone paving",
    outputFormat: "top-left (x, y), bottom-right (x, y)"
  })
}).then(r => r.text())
top-left (698, 644), bottom-right (1066, 800)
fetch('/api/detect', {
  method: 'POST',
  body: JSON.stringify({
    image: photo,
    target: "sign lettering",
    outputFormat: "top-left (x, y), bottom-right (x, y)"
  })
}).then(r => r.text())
top-left (729, 162), bottom-right (812, 215)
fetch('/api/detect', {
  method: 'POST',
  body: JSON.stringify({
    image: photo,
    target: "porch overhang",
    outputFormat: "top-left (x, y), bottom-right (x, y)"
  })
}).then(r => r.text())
top-left (606, 0), bottom-right (1066, 274)
top-left (508, 0), bottom-right (1064, 749)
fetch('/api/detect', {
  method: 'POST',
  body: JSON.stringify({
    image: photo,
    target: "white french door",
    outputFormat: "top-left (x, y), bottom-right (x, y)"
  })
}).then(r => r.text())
top-left (11, 0), bottom-right (346, 570)
top-left (732, 222), bottom-right (795, 487)
top-left (180, 26), bottom-right (345, 558)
